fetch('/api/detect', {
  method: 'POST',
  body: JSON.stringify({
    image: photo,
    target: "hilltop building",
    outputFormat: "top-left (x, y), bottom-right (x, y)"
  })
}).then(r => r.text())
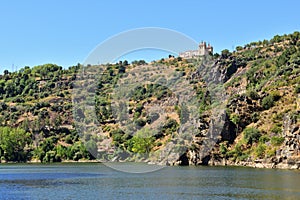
top-left (179, 41), bottom-right (213, 58)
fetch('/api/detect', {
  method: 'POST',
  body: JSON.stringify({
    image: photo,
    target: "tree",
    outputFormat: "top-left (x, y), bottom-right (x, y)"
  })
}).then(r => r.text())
top-left (246, 90), bottom-right (259, 100)
top-left (255, 143), bottom-right (266, 158)
top-left (213, 53), bottom-right (220, 59)
top-left (0, 127), bottom-right (32, 161)
top-left (123, 60), bottom-right (129, 66)
top-left (289, 31), bottom-right (300, 45)
top-left (40, 67), bottom-right (48, 80)
top-left (262, 95), bottom-right (274, 110)
top-left (243, 127), bottom-right (261, 145)
top-left (4, 80), bottom-right (15, 97)
top-left (271, 35), bottom-right (283, 44)
top-left (3, 69), bottom-right (9, 76)
top-left (54, 115), bottom-right (62, 129)
top-left (127, 128), bottom-right (155, 154)
top-left (262, 39), bottom-right (269, 46)
top-left (236, 46), bottom-right (243, 51)
top-left (221, 49), bottom-right (231, 59)
top-left (118, 65), bottom-right (126, 73)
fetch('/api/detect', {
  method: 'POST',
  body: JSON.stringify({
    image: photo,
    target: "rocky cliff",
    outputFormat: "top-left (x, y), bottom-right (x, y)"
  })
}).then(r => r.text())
top-left (175, 32), bottom-right (300, 169)
top-left (0, 32), bottom-right (299, 168)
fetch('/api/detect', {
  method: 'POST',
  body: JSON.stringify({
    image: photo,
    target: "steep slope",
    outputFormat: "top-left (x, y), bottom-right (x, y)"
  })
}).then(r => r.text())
top-left (193, 31), bottom-right (300, 169)
top-left (0, 32), bottom-right (299, 169)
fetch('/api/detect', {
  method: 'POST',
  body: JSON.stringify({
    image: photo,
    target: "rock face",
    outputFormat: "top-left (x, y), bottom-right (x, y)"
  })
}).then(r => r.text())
top-left (174, 34), bottom-right (300, 169)
top-left (178, 110), bottom-right (300, 170)
top-left (273, 113), bottom-right (300, 169)
top-left (220, 115), bottom-right (237, 143)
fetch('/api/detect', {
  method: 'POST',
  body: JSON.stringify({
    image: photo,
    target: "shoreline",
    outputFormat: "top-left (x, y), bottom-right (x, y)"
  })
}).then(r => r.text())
top-left (1, 159), bottom-right (299, 170)
top-left (0, 159), bottom-right (101, 164)
top-left (209, 158), bottom-right (300, 170)
top-left (222, 162), bottom-right (300, 170)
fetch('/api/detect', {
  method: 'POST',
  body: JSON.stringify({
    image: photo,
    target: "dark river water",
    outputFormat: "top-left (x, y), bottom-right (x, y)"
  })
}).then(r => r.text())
top-left (0, 163), bottom-right (300, 200)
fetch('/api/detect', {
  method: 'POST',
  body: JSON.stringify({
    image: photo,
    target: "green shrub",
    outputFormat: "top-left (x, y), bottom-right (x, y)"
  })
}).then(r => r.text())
top-left (247, 90), bottom-right (259, 100)
top-left (236, 46), bottom-right (243, 51)
top-left (238, 154), bottom-right (250, 161)
top-left (227, 143), bottom-right (249, 161)
top-left (255, 144), bottom-right (266, 158)
top-left (162, 118), bottom-right (179, 134)
top-left (251, 112), bottom-right (260, 123)
top-left (219, 143), bottom-right (228, 155)
top-left (270, 124), bottom-right (282, 134)
top-left (133, 111), bottom-right (141, 119)
top-left (221, 49), bottom-right (231, 58)
top-left (259, 135), bottom-right (270, 143)
top-left (266, 148), bottom-right (276, 157)
top-left (271, 136), bottom-right (284, 146)
top-left (262, 95), bottom-right (274, 110)
top-left (43, 151), bottom-right (57, 163)
top-left (244, 127), bottom-right (261, 145)
top-left (0, 127), bottom-right (32, 162)
top-left (127, 128), bottom-right (155, 153)
top-left (230, 113), bottom-right (240, 125)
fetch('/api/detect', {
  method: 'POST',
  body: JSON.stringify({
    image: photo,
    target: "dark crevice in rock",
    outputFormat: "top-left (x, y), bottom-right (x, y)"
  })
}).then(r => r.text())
top-left (177, 152), bottom-right (189, 166)
top-left (201, 155), bottom-right (211, 165)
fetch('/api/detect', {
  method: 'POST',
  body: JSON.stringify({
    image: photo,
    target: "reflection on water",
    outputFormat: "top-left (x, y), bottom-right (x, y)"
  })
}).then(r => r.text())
top-left (0, 163), bottom-right (300, 200)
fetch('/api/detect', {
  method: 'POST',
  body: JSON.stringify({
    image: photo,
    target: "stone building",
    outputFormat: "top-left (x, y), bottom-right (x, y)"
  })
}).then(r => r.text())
top-left (179, 41), bottom-right (213, 58)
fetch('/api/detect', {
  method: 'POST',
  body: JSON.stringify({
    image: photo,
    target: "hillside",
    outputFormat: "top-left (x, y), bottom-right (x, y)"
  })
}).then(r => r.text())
top-left (0, 32), bottom-right (299, 169)
top-left (212, 32), bottom-right (300, 169)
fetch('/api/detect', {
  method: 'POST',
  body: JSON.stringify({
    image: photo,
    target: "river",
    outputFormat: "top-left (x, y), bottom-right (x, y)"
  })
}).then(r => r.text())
top-left (0, 163), bottom-right (300, 199)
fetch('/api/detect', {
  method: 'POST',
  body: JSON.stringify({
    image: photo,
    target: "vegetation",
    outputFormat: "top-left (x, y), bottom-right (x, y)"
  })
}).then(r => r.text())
top-left (0, 127), bottom-right (31, 162)
top-left (1, 31), bottom-right (300, 165)
top-left (127, 128), bottom-right (155, 154)
top-left (221, 31), bottom-right (300, 163)
top-left (243, 127), bottom-right (261, 145)
top-left (0, 64), bottom-right (95, 163)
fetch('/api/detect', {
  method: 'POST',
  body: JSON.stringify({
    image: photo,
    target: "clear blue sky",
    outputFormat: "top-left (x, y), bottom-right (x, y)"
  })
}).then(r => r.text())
top-left (1, 0), bottom-right (299, 72)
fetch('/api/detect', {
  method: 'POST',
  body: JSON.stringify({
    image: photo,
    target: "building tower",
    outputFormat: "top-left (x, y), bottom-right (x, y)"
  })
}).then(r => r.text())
top-left (207, 43), bottom-right (213, 55)
top-left (199, 41), bottom-right (207, 56)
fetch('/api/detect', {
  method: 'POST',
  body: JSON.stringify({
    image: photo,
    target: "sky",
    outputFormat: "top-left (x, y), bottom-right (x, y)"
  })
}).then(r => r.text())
top-left (0, 0), bottom-right (300, 72)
